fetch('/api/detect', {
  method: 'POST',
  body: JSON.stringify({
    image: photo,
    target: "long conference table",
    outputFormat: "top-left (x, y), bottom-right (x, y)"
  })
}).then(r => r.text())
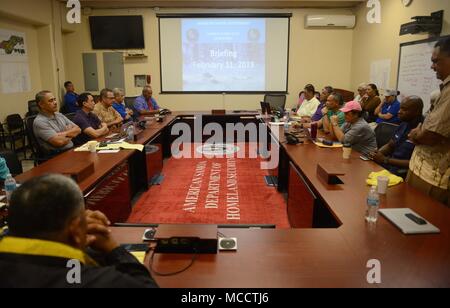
top-left (15, 111), bottom-right (450, 288)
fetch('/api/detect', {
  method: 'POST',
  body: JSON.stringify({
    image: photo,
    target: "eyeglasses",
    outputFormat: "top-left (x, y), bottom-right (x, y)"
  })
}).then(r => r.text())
top-left (106, 97), bottom-right (115, 99)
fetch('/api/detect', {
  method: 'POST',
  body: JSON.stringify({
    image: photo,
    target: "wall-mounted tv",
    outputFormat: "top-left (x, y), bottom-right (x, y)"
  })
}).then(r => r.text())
top-left (89, 16), bottom-right (145, 49)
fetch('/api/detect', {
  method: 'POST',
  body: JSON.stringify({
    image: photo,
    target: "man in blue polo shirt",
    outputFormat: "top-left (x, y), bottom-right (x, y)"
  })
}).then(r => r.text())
top-left (112, 88), bottom-right (134, 122)
top-left (375, 89), bottom-right (401, 125)
top-left (72, 93), bottom-right (109, 146)
top-left (62, 81), bottom-right (79, 114)
top-left (134, 86), bottom-right (160, 116)
top-left (368, 96), bottom-right (423, 177)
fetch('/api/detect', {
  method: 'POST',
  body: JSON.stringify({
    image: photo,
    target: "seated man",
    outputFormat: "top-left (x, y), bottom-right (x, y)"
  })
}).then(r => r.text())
top-left (296, 84), bottom-right (321, 120)
top-left (304, 92), bottom-right (345, 139)
top-left (368, 96), bottom-right (424, 177)
top-left (0, 174), bottom-right (158, 288)
top-left (311, 86), bottom-right (334, 122)
top-left (33, 91), bottom-right (81, 155)
top-left (93, 88), bottom-right (123, 130)
top-left (62, 81), bottom-right (79, 114)
top-left (329, 101), bottom-right (377, 154)
top-left (374, 89), bottom-right (401, 125)
top-left (72, 93), bottom-right (109, 146)
top-left (112, 88), bottom-right (134, 122)
top-left (134, 85), bottom-right (160, 116)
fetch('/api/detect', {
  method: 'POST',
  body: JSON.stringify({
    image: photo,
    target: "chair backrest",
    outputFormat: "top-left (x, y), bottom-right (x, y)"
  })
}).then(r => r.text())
top-left (25, 116), bottom-right (42, 158)
top-left (65, 112), bottom-right (76, 122)
top-left (6, 114), bottom-right (24, 131)
top-left (264, 94), bottom-right (286, 113)
top-left (0, 123), bottom-right (6, 149)
top-left (124, 96), bottom-right (138, 109)
top-left (375, 122), bottom-right (399, 148)
top-left (0, 150), bottom-right (23, 176)
top-left (334, 88), bottom-right (355, 103)
top-left (27, 100), bottom-right (39, 116)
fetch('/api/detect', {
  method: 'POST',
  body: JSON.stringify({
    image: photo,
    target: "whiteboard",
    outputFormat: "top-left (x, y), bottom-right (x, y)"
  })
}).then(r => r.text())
top-left (397, 36), bottom-right (449, 113)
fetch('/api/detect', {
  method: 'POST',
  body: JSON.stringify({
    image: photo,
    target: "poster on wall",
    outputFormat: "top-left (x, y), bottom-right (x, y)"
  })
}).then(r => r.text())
top-left (0, 29), bottom-right (28, 60)
top-left (370, 59), bottom-right (391, 91)
top-left (0, 28), bottom-right (30, 93)
top-left (0, 62), bottom-right (31, 94)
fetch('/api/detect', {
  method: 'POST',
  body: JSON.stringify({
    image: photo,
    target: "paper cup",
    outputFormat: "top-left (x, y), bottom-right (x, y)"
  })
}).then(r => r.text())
top-left (377, 176), bottom-right (389, 194)
top-left (87, 141), bottom-right (97, 153)
top-left (342, 146), bottom-right (352, 159)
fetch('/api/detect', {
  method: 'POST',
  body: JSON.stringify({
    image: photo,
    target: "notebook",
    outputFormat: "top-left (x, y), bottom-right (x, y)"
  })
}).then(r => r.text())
top-left (379, 208), bottom-right (440, 235)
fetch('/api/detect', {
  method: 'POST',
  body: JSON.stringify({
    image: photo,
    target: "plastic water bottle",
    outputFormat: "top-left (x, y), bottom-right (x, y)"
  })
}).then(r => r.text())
top-left (4, 174), bottom-right (17, 204)
top-left (126, 124), bottom-right (134, 141)
top-left (365, 186), bottom-right (380, 223)
top-left (284, 114), bottom-right (290, 133)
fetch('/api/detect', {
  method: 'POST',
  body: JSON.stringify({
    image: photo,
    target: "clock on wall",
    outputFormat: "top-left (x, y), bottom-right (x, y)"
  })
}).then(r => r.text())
top-left (402, 0), bottom-right (413, 7)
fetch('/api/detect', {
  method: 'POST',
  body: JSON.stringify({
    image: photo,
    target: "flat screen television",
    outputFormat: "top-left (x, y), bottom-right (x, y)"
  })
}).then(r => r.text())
top-left (89, 16), bottom-right (145, 49)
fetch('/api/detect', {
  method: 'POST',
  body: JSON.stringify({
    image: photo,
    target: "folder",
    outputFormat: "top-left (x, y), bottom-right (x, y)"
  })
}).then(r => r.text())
top-left (379, 208), bottom-right (440, 235)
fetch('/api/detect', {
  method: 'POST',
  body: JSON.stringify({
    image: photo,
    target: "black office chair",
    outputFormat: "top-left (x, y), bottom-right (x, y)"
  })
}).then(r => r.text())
top-left (0, 123), bottom-right (6, 150)
top-left (375, 122), bottom-right (399, 149)
top-left (25, 115), bottom-right (52, 165)
top-left (124, 96), bottom-right (138, 108)
top-left (0, 150), bottom-right (23, 176)
top-left (25, 100), bottom-right (39, 118)
top-left (264, 94), bottom-right (286, 113)
top-left (6, 114), bottom-right (26, 156)
top-left (65, 112), bottom-right (77, 122)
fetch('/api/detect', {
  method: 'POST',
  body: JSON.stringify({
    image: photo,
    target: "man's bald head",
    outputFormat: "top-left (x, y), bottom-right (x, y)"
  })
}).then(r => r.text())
top-left (398, 96), bottom-right (423, 122)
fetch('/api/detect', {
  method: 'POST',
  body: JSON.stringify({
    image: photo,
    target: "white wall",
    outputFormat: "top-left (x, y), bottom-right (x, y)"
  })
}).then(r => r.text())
top-left (351, 0), bottom-right (450, 92)
top-left (63, 7), bottom-right (354, 111)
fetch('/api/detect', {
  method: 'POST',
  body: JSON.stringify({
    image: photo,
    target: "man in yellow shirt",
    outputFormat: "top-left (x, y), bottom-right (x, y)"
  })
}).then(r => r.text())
top-left (93, 88), bottom-right (123, 130)
top-left (407, 37), bottom-right (450, 206)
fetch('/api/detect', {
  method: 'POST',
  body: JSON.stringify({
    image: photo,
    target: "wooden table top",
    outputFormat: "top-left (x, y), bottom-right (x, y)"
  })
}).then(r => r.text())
top-left (16, 112), bottom-right (450, 287)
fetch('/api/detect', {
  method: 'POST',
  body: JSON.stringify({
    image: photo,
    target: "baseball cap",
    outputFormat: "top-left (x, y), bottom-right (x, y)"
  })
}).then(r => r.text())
top-left (340, 101), bottom-right (362, 113)
top-left (384, 89), bottom-right (399, 96)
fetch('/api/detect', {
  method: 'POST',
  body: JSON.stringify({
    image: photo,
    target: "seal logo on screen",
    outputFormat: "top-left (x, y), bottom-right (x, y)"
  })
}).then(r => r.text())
top-left (196, 143), bottom-right (240, 156)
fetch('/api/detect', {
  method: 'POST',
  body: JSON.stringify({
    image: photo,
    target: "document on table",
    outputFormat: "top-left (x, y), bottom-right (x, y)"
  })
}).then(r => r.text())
top-left (98, 150), bottom-right (121, 154)
top-left (130, 251), bottom-right (146, 264)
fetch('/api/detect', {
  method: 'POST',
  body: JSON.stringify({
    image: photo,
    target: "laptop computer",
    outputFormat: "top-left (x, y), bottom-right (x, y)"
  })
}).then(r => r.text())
top-left (108, 122), bottom-right (134, 142)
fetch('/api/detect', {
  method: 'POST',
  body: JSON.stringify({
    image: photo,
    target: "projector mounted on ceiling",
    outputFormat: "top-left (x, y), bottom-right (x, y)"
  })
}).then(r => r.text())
top-left (400, 10), bottom-right (443, 37)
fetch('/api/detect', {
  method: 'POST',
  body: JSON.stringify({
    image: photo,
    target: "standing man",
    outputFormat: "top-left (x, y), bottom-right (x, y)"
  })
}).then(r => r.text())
top-left (134, 86), bottom-right (161, 116)
top-left (33, 91), bottom-right (81, 155)
top-left (408, 37), bottom-right (450, 206)
top-left (72, 93), bottom-right (109, 146)
top-left (62, 81), bottom-right (79, 114)
top-left (93, 88), bottom-right (123, 130)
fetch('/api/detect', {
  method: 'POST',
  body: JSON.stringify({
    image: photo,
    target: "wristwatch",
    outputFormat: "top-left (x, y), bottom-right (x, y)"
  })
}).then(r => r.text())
top-left (383, 157), bottom-right (390, 164)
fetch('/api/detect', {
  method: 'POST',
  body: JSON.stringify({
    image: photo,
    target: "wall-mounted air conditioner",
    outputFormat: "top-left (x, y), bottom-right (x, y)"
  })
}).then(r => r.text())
top-left (305, 15), bottom-right (356, 29)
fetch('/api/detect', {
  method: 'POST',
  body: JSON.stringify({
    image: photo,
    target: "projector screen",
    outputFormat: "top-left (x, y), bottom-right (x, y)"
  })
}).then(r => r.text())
top-left (158, 14), bottom-right (291, 93)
